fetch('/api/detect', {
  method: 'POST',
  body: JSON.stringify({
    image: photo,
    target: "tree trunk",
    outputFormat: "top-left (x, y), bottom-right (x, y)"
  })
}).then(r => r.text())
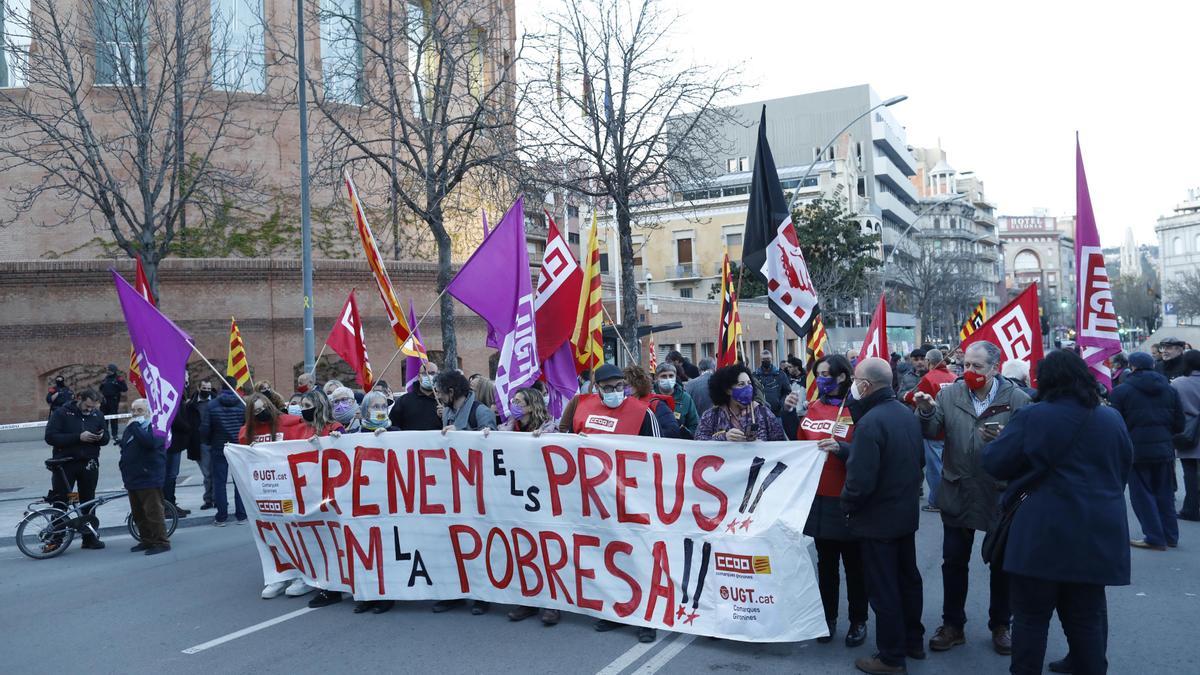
top-left (616, 200), bottom-right (640, 365)
top-left (141, 251), bottom-right (161, 304)
top-left (434, 216), bottom-right (457, 369)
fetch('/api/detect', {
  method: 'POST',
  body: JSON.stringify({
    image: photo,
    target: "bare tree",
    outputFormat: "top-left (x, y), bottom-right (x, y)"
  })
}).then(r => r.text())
top-left (521, 0), bottom-right (740, 361)
top-left (1166, 269), bottom-right (1200, 325)
top-left (890, 243), bottom-right (986, 343)
top-left (0, 0), bottom-right (270, 298)
top-left (267, 0), bottom-right (520, 367)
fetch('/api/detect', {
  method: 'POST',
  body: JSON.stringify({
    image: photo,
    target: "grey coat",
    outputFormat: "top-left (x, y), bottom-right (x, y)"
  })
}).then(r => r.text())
top-left (920, 377), bottom-right (1031, 532)
top-left (443, 392), bottom-right (497, 431)
top-left (1173, 373), bottom-right (1200, 459)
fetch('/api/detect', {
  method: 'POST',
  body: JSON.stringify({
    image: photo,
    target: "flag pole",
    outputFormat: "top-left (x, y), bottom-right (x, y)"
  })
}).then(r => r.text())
top-left (601, 304), bottom-right (637, 367)
top-left (373, 343), bottom-right (407, 382)
top-left (191, 345), bottom-right (245, 404)
top-left (307, 342), bottom-right (328, 379)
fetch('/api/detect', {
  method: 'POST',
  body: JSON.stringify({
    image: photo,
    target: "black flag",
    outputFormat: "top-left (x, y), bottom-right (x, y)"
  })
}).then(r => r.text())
top-left (740, 106), bottom-right (790, 284)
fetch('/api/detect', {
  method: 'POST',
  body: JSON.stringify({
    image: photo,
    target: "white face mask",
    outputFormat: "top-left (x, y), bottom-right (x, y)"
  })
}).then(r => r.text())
top-left (601, 391), bottom-right (625, 409)
top-left (849, 381), bottom-right (865, 401)
top-left (657, 378), bottom-right (675, 393)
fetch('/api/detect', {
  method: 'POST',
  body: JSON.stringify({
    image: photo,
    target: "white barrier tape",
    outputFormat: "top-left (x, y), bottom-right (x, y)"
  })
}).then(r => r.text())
top-left (0, 413), bottom-right (132, 433)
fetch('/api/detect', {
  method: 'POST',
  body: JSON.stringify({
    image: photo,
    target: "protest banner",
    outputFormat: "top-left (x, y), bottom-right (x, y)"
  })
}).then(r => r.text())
top-left (226, 431), bottom-right (828, 642)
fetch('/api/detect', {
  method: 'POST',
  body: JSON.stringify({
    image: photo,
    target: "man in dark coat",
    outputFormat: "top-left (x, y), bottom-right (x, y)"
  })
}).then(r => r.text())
top-left (44, 388), bottom-right (109, 548)
top-left (842, 357), bottom-right (926, 675)
top-left (200, 377), bottom-right (247, 525)
top-left (754, 349), bottom-right (793, 416)
top-left (1156, 337), bottom-right (1189, 381)
top-left (913, 340), bottom-right (1030, 656)
top-left (119, 398), bottom-right (171, 554)
top-left (98, 364), bottom-right (128, 440)
top-left (1110, 351), bottom-right (1185, 550)
top-left (390, 361), bottom-right (443, 431)
top-left (46, 375), bottom-right (73, 414)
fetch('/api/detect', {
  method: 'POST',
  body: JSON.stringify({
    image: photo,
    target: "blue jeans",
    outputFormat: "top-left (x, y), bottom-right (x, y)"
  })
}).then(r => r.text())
top-left (924, 439), bottom-right (944, 507)
top-left (210, 444), bottom-right (246, 522)
top-left (1128, 461), bottom-right (1178, 547)
top-left (162, 452), bottom-right (182, 504)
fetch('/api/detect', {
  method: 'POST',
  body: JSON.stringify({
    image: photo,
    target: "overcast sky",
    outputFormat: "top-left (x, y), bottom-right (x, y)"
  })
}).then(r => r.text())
top-left (517, 0), bottom-right (1198, 246)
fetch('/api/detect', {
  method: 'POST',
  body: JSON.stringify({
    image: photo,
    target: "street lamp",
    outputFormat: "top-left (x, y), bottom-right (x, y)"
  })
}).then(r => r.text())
top-left (644, 271), bottom-right (653, 312)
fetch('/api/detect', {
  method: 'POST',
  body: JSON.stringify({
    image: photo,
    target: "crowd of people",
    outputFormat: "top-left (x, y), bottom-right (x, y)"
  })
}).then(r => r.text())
top-left (38, 336), bottom-right (1200, 674)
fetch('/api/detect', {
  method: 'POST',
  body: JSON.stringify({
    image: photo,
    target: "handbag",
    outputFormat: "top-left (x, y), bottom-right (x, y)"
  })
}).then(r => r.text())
top-left (982, 408), bottom-right (1093, 566)
top-left (1172, 412), bottom-right (1200, 451)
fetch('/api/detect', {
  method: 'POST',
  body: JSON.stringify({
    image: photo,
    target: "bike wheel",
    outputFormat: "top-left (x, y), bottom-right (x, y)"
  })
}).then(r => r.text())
top-left (162, 500), bottom-right (179, 537)
top-left (126, 512), bottom-right (141, 541)
top-left (16, 508), bottom-right (74, 560)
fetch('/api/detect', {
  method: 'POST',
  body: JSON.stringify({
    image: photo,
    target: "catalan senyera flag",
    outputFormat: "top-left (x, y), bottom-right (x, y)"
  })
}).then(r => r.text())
top-left (572, 212), bottom-right (604, 373)
top-left (648, 334), bottom-right (658, 371)
top-left (959, 298), bottom-right (988, 341)
top-left (226, 317), bottom-right (251, 388)
top-left (344, 171), bottom-right (425, 358)
top-left (716, 252), bottom-right (742, 368)
top-left (804, 314), bottom-right (828, 402)
top-left (127, 255), bottom-right (154, 397)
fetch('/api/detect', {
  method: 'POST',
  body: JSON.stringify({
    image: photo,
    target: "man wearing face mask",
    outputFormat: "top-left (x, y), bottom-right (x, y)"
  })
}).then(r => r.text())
top-left (655, 363), bottom-right (698, 438)
top-left (200, 377), bottom-right (248, 525)
top-left (46, 375), bottom-right (74, 414)
top-left (119, 398), bottom-right (171, 555)
top-left (192, 380), bottom-right (216, 509)
top-left (754, 349), bottom-right (793, 416)
top-left (44, 388), bottom-right (109, 549)
top-left (295, 372), bottom-right (315, 396)
top-left (912, 341), bottom-right (1030, 657)
top-left (390, 361), bottom-right (443, 431)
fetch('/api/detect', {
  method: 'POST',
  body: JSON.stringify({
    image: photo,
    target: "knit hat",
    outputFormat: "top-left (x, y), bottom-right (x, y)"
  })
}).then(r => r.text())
top-left (1128, 352), bottom-right (1155, 370)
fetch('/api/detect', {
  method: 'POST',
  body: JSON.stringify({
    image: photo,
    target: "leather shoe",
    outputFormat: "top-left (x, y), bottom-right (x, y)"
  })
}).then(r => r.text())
top-left (81, 537), bottom-right (106, 550)
top-left (906, 647), bottom-right (926, 661)
top-left (846, 621), bottom-right (868, 648)
top-left (507, 606), bottom-right (538, 621)
top-left (594, 619), bottom-right (621, 632)
top-left (637, 627), bottom-right (657, 643)
top-left (371, 600), bottom-right (394, 614)
top-left (1130, 539), bottom-right (1167, 551)
top-left (854, 655), bottom-right (906, 674)
top-left (308, 591), bottom-right (343, 608)
top-left (929, 625), bottom-right (965, 651)
top-left (471, 600), bottom-right (490, 615)
top-left (1048, 656), bottom-right (1073, 673)
top-left (991, 626), bottom-right (1012, 655)
top-left (353, 601), bottom-right (374, 614)
top-left (130, 543), bottom-right (149, 552)
top-left (540, 609), bottom-right (561, 625)
top-left (432, 599), bottom-right (463, 613)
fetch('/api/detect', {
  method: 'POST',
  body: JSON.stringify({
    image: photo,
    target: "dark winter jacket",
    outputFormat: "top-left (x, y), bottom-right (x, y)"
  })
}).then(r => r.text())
top-left (841, 387), bottom-right (924, 539)
top-left (390, 389), bottom-right (443, 431)
top-left (44, 401), bottom-right (110, 460)
top-left (180, 399), bottom-right (205, 461)
top-left (46, 386), bottom-right (73, 414)
top-left (1109, 369), bottom-right (1185, 463)
top-left (98, 374), bottom-right (128, 413)
top-left (119, 421), bottom-right (167, 491)
top-left (983, 400), bottom-right (1133, 586)
top-left (168, 402), bottom-right (196, 455)
top-left (1159, 355), bottom-right (1190, 382)
top-left (201, 390), bottom-right (246, 450)
top-left (753, 366), bottom-right (793, 416)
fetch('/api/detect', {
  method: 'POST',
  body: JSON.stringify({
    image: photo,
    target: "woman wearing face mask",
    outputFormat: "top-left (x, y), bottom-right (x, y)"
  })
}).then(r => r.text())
top-left (654, 363), bottom-right (699, 438)
top-left (238, 394), bottom-right (305, 446)
top-left (624, 366), bottom-right (684, 439)
top-left (286, 390), bottom-right (347, 606)
top-left (329, 386), bottom-right (362, 433)
top-left (696, 365), bottom-right (786, 442)
top-left (789, 355), bottom-right (869, 648)
top-left (286, 393), bottom-right (304, 417)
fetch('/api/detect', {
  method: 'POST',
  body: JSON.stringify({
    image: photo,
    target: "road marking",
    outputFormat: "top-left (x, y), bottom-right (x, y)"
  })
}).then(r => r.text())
top-left (182, 607), bottom-right (317, 654)
top-left (595, 634), bottom-right (662, 675)
top-left (632, 633), bottom-right (696, 674)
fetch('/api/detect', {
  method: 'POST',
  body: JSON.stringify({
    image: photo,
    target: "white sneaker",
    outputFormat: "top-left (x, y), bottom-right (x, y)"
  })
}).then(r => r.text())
top-left (262, 581), bottom-right (288, 599)
top-left (285, 579), bottom-right (314, 597)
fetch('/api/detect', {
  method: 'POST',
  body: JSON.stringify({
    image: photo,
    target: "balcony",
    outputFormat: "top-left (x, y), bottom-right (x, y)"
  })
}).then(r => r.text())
top-left (875, 189), bottom-right (918, 227)
top-left (875, 160), bottom-right (920, 205)
top-left (871, 113), bottom-right (917, 175)
top-left (663, 262), bottom-right (706, 280)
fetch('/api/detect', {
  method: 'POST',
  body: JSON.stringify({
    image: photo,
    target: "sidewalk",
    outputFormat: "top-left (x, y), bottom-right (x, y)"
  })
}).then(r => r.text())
top-left (0, 438), bottom-right (243, 546)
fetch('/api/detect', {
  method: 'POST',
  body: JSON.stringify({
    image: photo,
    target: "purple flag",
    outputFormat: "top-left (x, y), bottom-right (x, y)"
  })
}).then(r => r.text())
top-left (447, 196), bottom-right (540, 418)
top-left (1075, 138), bottom-right (1121, 391)
top-left (541, 341), bottom-right (578, 419)
top-left (404, 300), bottom-right (426, 392)
top-left (112, 270), bottom-right (194, 441)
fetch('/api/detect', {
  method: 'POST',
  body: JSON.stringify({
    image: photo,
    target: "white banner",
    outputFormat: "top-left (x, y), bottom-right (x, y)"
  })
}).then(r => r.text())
top-left (226, 431), bottom-right (827, 642)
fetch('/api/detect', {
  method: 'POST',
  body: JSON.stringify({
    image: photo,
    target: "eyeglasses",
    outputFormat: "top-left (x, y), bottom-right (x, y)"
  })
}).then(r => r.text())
top-left (597, 383), bottom-right (624, 394)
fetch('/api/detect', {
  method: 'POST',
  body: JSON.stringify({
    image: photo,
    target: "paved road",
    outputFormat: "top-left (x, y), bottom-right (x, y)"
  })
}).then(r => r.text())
top-left (4, 479), bottom-right (1197, 675)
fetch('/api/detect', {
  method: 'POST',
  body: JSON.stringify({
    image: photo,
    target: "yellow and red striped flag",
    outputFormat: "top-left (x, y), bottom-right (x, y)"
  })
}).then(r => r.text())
top-left (804, 314), bottom-right (828, 402)
top-left (226, 317), bottom-right (251, 388)
top-left (648, 334), bottom-right (658, 371)
top-left (127, 255), bottom-right (154, 397)
top-left (959, 298), bottom-right (988, 342)
top-left (716, 252), bottom-right (742, 368)
top-left (572, 212), bottom-right (604, 372)
top-left (344, 171), bottom-right (426, 358)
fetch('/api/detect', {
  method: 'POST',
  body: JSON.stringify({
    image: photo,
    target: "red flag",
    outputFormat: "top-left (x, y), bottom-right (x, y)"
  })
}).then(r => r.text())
top-left (857, 296), bottom-right (888, 362)
top-left (534, 211), bottom-right (584, 361)
top-left (326, 290), bottom-right (373, 390)
top-left (961, 283), bottom-right (1044, 386)
top-left (128, 255), bottom-right (154, 397)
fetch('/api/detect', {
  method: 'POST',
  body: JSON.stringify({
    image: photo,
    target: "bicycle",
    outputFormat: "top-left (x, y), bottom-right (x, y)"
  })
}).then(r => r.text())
top-left (15, 457), bottom-right (180, 560)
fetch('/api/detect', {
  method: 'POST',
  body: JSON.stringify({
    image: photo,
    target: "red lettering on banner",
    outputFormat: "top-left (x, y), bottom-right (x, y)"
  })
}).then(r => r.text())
top-left (352, 446), bottom-right (384, 517)
top-left (320, 449), bottom-right (351, 514)
top-left (512, 527), bottom-right (544, 596)
top-left (450, 448), bottom-right (486, 515)
top-left (653, 453), bottom-right (686, 525)
top-left (539, 530), bottom-right (574, 604)
top-left (344, 525), bottom-right (385, 595)
top-left (485, 527), bottom-right (514, 589)
top-left (287, 450), bottom-right (319, 515)
top-left (605, 540), bottom-right (641, 618)
top-left (645, 540), bottom-right (675, 626)
top-left (579, 447), bottom-right (613, 519)
top-left (385, 449), bottom-right (416, 514)
top-left (326, 521), bottom-right (351, 586)
top-left (298, 520), bottom-right (331, 582)
top-left (691, 455), bottom-right (728, 531)
top-left (255, 520), bottom-right (297, 573)
top-left (418, 449), bottom-right (447, 515)
top-left (541, 445), bottom-right (576, 516)
top-left (615, 450), bottom-right (650, 525)
top-left (573, 534), bottom-right (603, 611)
top-left (449, 524), bottom-right (482, 592)
top-left (273, 522), bottom-right (308, 575)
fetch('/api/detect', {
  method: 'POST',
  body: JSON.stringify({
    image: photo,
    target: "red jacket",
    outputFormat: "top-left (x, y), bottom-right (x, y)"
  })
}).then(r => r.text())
top-left (239, 414), bottom-right (340, 444)
top-left (795, 400), bottom-right (854, 497)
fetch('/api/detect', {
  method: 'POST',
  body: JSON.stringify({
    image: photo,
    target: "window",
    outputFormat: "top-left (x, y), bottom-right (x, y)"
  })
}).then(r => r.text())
top-left (468, 26), bottom-right (486, 98)
top-left (856, 177), bottom-right (866, 197)
top-left (1, 0), bottom-right (31, 88)
top-left (737, 156), bottom-right (748, 172)
top-left (679, 287), bottom-right (693, 299)
top-left (95, 0), bottom-right (146, 86)
top-left (1014, 249), bottom-right (1040, 271)
top-left (675, 237), bottom-right (693, 275)
top-left (721, 185), bottom-right (748, 197)
top-left (567, 232), bottom-right (579, 245)
top-left (726, 158), bottom-right (737, 173)
top-left (321, 0), bottom-right (362, 104)
top-left (567, 205), bottom-right (579, 218)
top-left (406, 0), bottom-right (429, 116)
top-left (211, 0), bottom-right (265, 92)
top-left (1174, 237), bottom-right (1183, 255)
top-left (599, 252), bottom-right (610, 274)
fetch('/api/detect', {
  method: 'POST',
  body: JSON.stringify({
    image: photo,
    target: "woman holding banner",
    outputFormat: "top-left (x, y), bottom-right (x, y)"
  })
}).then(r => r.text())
top-left (787, 355), bottom-right (869, 648)
top-left (343, 391), bottom-right (400, 616)
top-left (695, 365), bottom-right (786, 442)
top-left (290, 391), bottom-right (349, 608)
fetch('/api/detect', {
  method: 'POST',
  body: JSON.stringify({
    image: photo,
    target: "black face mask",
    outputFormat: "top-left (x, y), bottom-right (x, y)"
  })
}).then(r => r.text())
top-left (761, 360), bottom-right (772, 371)
top-left (255, 410), bottom-right (272, 423)
top-left (200, 391), bottom-right (212, 400)
top-left (301, 408), bottom-right (316, 422)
